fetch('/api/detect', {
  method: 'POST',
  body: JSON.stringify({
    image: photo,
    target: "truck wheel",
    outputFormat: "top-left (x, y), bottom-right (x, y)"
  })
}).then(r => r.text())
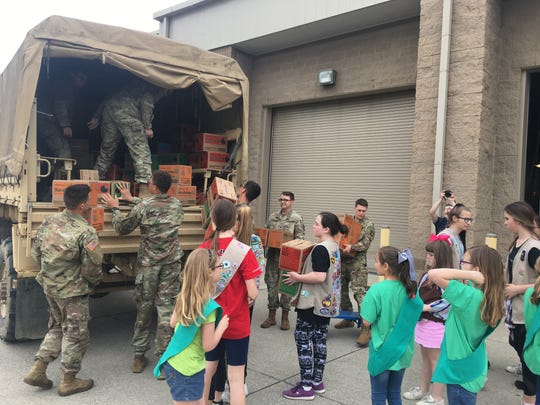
top-left (0, 237), bottom-right (16, 341)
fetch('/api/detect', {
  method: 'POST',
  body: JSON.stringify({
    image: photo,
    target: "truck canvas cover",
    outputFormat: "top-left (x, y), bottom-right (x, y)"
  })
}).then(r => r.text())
top-left (0, 15), bottom-right (249, 177)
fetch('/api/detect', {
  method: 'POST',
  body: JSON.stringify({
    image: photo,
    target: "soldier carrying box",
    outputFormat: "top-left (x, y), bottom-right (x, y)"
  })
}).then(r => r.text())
top-left (261, 191), bottom-right (305, 331)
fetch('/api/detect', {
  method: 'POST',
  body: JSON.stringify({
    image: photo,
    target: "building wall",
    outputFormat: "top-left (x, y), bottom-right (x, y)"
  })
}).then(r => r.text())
top-left (246, 19), bottom-right (419, 224)
top-left (493, 0), bottom-right (540, 248)
top-left (409, 0), bottom-right (504, 259)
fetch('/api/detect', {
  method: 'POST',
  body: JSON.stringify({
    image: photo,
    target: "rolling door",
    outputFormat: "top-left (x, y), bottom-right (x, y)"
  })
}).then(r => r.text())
top-left (267, 91), bottom-right (415, 268)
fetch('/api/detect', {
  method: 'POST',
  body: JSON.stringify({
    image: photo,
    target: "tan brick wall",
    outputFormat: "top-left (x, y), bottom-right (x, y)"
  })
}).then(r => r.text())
top-left (246, 19), bottom-right (419, 223)
top-left (409, 0), bottom-right (503, 261)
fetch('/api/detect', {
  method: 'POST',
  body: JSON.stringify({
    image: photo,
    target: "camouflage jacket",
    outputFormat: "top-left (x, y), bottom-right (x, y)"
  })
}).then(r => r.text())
top-left (112, 194), bottom-right (184, 266)
top-left (347, 215), bottom-right (375, 265)
top-left (96, 80), bottom-right (168, 128)
top-left (32, 211), bottom-right (103, 298)
top-left (266, 209), bottom-right (305, 239)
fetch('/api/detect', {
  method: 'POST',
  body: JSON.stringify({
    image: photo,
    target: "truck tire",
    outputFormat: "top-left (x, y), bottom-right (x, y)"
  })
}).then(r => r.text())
top-left (0, 237), bottom-right (16, 341)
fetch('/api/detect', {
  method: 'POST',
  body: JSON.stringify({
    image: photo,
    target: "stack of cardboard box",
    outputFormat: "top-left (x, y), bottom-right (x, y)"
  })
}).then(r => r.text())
top-left (278, 239), bottom-right (315, 296)
top-left (188, 133), bottom-right (230, 170)
top-left (159, 164), bottom-right (196, 206)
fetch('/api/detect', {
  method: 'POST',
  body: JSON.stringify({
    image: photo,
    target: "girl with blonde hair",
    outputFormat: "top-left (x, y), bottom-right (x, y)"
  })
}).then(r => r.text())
top-left (154, 248), bottom-right (229, 405)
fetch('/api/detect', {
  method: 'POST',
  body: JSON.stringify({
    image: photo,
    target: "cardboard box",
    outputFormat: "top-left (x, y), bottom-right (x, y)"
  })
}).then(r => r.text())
top-left (335, 214), bottom-right (363, 257)
top-left (278, 269), bottom-right (299, 297)
top-left (110, 181), bottom-right (131, 198)
top-left (208, 177), bottom-right (237, 204)
top-left (204, 222), bottom-right (215, 241)
top-left (151, 153), bottom-right (189, 170)
top-left (254, 228), bottom-right (268, 246)
top-left (52, 180), bottom-right (99, 206)
top-left (87, 206), bottom-right (104, 231)
top-left (279, 239), bottom-right (315, 273)
top-left (159, 164), bottom-right (192, 186)
top-left (178, 126), bottom-right (197, 153)
top-left (189, 151), bottom-right (230, 170)
top-left (267, 229), bottom-right (294, 249)
top-left (169, 185), bottom-right (197, 206)
top-left (79, 169), bottom-right (99, 181)
top-left (202, 199), bottom-right (211, 226)
top-left (194, 133), bottom-right (228, 153)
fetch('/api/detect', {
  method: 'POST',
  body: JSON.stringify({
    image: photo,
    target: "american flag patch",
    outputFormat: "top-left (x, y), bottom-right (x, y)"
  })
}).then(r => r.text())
top-left (86, 240), bottom-right (98, 251)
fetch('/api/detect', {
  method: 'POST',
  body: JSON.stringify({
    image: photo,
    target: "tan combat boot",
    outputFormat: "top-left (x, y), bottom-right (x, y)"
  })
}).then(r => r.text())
top-left (334, 319), bottom-right (355, 329)
top-left (356, 325), bottom-right (371, 348)
top-left (280, 310), bottom-right (290, 331)
top-left (132, 354), bottom-right (148, 373)
top-left (58, 371), bottom-right (94, 396)
top-left (138, 183), bottom-right (151, 198)
top-left (260, 309), bottom-right (277, 328)
top-left (23, 359), bottom-right (53, 389)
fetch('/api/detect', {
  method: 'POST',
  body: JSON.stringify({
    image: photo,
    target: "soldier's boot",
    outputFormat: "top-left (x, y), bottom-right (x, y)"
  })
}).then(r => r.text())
top-left (23, 359), bottom-right (53, 389)
top-left (138, 183), bottom-right (151, 199)
top-left (280, 310), bottom-right (290, 331)
top-left (132, 354), bottom-right (148, 373)
top-left (58, 371), bottom-right (94, 396)
top-left (260, 309), bottom-right (277, 328)
top-left (356, 325), bottom-right (371, 348)
top-left (335, 319), bottom-right (355, 329)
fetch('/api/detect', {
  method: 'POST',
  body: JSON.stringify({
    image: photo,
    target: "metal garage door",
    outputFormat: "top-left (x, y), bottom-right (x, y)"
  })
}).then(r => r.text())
top-left (267, 91), bottom-right (415, 268)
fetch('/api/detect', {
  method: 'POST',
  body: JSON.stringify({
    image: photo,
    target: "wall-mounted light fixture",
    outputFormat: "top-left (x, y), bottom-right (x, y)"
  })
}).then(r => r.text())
top-left (318, 69), bottom-right (336, 86)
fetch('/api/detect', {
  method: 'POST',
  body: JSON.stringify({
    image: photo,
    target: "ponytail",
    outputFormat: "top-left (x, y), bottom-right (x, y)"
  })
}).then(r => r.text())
top-left (319, 212), bottom-right (349, 236)
top-left (378, 246), bottom-right (417, 298)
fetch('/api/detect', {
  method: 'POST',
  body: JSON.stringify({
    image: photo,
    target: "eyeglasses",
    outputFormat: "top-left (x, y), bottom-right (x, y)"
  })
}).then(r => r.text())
top-left (278, 198), bottom-right (291, 203)
top-left (458, 216), bottom-right (473, 224)
top-left (460, 259), bottom-right (473, 267)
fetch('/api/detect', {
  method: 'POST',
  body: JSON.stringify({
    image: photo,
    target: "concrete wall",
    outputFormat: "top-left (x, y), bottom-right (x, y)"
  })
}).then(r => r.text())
top-left (243, 19), bottom-right (419, 225)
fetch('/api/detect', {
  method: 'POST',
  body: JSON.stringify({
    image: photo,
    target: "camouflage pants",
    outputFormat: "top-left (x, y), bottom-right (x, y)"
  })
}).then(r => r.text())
top-left (95, 107), bottom-right (152, 183)
top-left (132, 261), bottom-right (181, 357)
top-left (35, 294), bottom-right (90, 374)
top-left (38, 120), bottom-right (71, 159)
top-left (340, 257), bottom-right (368, 312)
top-left (264, 250), bottom-right (290, 311)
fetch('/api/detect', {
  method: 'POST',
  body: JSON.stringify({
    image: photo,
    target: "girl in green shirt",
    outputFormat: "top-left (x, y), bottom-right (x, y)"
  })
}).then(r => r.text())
top-left (428, 246), bottom-right (505, 405)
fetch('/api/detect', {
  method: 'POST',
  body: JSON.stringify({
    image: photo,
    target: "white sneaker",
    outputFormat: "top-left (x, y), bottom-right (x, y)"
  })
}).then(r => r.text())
top-left (505, 364), bottom-right (522, 375)
top-left (417, 394), bottom-right (445, 405)
top-left (221, 382), bottom-right (230, 402)
top-left (403, 386), bottom-right (428, 400)
top-left (244, 382), bottom-right (249, 396)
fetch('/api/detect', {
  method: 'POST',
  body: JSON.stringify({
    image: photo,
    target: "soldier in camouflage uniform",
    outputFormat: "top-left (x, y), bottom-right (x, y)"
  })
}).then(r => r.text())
top-left (261, 191), bottom-right (305, 331)
top-left (37, 71), bottom-right (88, 159)
top-left (101, 170), bottom-right (183, 376)
top-left (90, 79), bottom-right (170, 194)
top-left (24, 184), bottom-right (103, 397)
top-left (335, 198), bottom-right (375, 347)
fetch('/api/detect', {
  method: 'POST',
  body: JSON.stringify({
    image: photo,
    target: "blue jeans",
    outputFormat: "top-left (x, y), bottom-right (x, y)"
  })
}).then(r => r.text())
top-left (447, 384), bottom-right (476, 405)
top-left (369, 369), bottom-right (405, 405)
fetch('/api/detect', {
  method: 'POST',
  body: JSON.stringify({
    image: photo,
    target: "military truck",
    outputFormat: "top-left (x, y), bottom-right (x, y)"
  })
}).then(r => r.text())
top-left (0, 16), bottom-right (249, 341)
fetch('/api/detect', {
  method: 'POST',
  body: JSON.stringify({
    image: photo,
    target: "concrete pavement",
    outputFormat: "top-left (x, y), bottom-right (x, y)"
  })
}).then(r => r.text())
top-left (0, 273), bottom-right (526, 404)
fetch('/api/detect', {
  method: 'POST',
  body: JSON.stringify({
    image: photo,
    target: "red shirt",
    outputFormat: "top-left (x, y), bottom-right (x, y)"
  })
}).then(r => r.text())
top-left (199, 237), bottom-right (261, 339)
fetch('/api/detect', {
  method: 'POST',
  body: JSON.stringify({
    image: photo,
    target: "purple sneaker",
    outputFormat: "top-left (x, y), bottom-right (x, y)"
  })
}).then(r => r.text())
top-left (282, 383), bottom-right (315, 400)
top-left (311, 381), bottom-right (325, 394)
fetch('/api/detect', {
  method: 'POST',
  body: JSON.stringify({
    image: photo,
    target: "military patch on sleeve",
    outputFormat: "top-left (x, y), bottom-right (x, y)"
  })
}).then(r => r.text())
top-left (86, 240), bottom-right (98, 251)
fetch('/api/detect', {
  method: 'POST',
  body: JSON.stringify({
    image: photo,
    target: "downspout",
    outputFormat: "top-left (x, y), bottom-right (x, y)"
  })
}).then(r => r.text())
top-left (432, 0), bottom-right (453, 205)
top-left (159, 16), bottom-right (170, 38)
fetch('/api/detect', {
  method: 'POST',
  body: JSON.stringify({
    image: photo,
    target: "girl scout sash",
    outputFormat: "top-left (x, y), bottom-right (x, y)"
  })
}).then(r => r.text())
top-left (433, 322), bottom-right (498, 384)
top-left (153, 299), bottom-right (222, 377)
top-left (213, 240), bottom-right (251, 298)
top-left (368, 295), bottom-right (423, 376)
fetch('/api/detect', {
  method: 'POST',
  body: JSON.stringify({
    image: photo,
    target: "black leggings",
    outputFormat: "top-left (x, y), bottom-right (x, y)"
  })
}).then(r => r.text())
top-left (509, 324), bottom-right (537, 396)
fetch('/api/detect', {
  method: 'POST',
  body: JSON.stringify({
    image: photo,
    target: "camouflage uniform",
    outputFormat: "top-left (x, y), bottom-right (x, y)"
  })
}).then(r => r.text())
top-left (340, 216), bottom-right (375, 312)
top-left (112, 194), bottom-right (184, 356)
top-left (37, 78), bottom-right (81, 158)
top-left (265, 210), bottom-right (305, 311)
top-left (95, 81), bottom-right (168, 183)
top-left (31, 211), bottom-right (103, 374)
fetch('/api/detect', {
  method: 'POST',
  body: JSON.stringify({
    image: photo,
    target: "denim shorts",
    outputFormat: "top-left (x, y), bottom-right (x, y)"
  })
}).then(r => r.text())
top-left (163, 362), bottom-right (205, 401)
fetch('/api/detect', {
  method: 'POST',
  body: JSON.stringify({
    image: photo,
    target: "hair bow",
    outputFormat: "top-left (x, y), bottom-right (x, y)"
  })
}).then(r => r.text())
top-left (397, 248), bottom-right (416, 281)
top-left (428, 233), bottom-right (451, 246)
